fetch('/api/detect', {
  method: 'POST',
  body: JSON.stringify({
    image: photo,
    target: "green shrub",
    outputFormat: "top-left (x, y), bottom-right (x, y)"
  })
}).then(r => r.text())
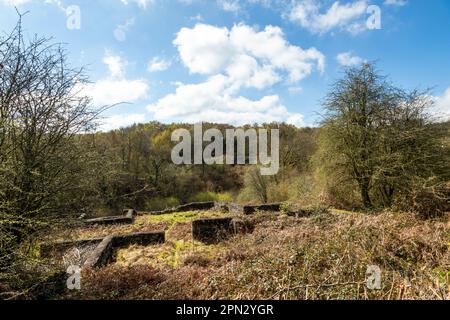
top-left (188, 192), bottom-right (233, 203)
top-left (144, 197), bottom-right (180, 211)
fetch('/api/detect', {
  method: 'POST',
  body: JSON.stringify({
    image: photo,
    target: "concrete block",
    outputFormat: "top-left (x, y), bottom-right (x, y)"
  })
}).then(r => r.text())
top-left (192, 217), bottom-right (234, 244)
top-left (113, 231), bottom-right (165, 248)
top-left (83, 236), bottom-right (115, 268)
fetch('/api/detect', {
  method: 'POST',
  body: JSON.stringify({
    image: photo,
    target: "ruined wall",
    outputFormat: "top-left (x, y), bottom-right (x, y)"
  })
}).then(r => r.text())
top-left (192, 217), bottom-right (234, 244)
top-left (84, 208), bottom-right (137, 226)
top-left (42, 231), bottom-right (165, 269)
top-left (146, 202), bottom-right (216, 215)
top-left (221, 202), bottom-right (282, 215)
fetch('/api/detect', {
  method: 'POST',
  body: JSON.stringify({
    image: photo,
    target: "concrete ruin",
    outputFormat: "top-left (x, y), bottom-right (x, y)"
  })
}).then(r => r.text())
top-left (113, 231), bottom-right (165, 248)
top-left (84, 209), bottom-right (137, 226)
top-left (192, 215), bottom-right (258, 244)
top-left (192, 217), bottom-right (234, 244)
top-left (45, 202), bottom-right (285, 269)
top-left (215, 202), bottom-right (282, 215)
top-left (146, 201), bottom-right (284, 216)
top-left (83, 236), bottom-right (115, 268)
top-left (146, 202), bottom-right (216, 215)
top-left (42, 231), bottom-right (165, 269)
top-left (41, 238), bottom-right (104, 258)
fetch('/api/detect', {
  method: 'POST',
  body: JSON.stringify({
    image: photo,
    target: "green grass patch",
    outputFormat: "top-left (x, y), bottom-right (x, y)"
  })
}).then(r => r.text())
top-left (144, 196), bottom-right (181, 211)
top-left (138, 211), bottom-right (230, 231)
top-left (188, 191), bottom-right (233, 203)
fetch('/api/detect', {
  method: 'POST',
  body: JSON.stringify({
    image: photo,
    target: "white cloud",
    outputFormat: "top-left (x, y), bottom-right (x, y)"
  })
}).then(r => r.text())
top-left (288, 86), bottom-right (303, 94)
top-left (1, 0), bottom-right (67, 10)
top-left (77, 50), bottom-right (149, 115)
top-left (174, 24), bottom-right (232, 75)
top-left (217, 0), bottom-right (241, 12)
top-left (286, 114), bottom-right (305, 127)
top-left (147, 75), bottom-right (305, 126)
top-left (247, 0), bottom-right (276, 7)
top-left (336, 52), bottom-right (364, 66)
top-left (148, 57), bottom-right (171, 72)
top-left (149, 23), bottom-right (321, 127)
top-left (148, 23), bottom-right (325, 127)
top-left (0, 0), bottom-right (31, 6)
top-left (174, 23), bottom-right (325, 84)
top-left (148, 23), bottom-right (324, 127)
top-left (178, 0), bottom-right (197, 4)
top-left (103, 52), bottom-right (127, 78)
top-left (99, 113), bottom-right (146, 132)
top-left (83, 79), bottom-right (149, 106)
top-left (120, 0), bottom-right (154, 9)
top-left (384, 0), bottom-right (407, 6)
top-left (215, 0), bottom-right (289, 15)
top-left (434, 88), bottom-right (450, 120)
top-left (114, 18), bottom-right (135, 42)
top-left (289, 0), bottom-right (369, 34)
top-left (189, 14), bottom-right (204, 22)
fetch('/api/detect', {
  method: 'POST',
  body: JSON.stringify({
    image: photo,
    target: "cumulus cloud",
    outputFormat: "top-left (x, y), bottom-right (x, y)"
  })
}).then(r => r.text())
top-left (433, 88), bottom-right (450, 120)
top-left (99, 113), bottom-right (146, 132)
top-left (148, 57), bottom-right (171, 72)
top-left (174, 23), bottom-right (325, 83)
top-left (83, 79), bottom-right (149, 106)
top-left (336, 52), bottom-right (364, 66)
top-left (148, 23), bottom-right (322, 127)
top-left (103, 52), bottom-right (128, 78)
top-left (147, 75), bottom-right (305, 126)
top-left (289, 0), bottom-right (369, 34)
top-left (79, 51), bottom-right (149, 107)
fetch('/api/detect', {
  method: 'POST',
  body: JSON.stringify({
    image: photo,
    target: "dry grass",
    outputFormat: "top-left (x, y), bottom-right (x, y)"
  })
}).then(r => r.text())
top-left (53, 210), bottom-right (230, 241)
top-left (67, 209), bottom-right (449, 300)
top-left (115, 240), bottom-right (224, 269)
top-left (114, 218), bottom-right (225, 269)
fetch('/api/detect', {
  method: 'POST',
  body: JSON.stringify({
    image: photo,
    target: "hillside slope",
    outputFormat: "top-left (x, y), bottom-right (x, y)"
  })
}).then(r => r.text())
top-left (68, 209), bottom-right (449, 300)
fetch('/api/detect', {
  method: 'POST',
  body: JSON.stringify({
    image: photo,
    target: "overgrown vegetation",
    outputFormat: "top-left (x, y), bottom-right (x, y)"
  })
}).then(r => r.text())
top-left (67, 210), bottom-right (449, 300)
top-left (0, 17), bottom-right (449, 300)
top-left (0, 16), bottom-right (102, 293)
top-left (314, 63), bottom-right (450, 210)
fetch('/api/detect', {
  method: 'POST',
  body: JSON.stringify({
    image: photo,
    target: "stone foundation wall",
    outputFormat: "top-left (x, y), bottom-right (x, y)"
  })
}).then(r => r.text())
top-left (84, 236), bottom-right (115, 268)
top-left (45, 202), bottom-right (283, 270)
top-left (85, 208), bottom-right (137, 226)
top-left (42, 231), bottom-right (165, 269)
top-left (223, 202), bottom-right (282, 215)
top-left (192, 217), bottom-right (234, 244)
top-left (84, 231), bottom-right (165, 268)
top-left (40, 238), bottom-right (104, 258)
top-left (113, 231), bottom-right (165, 248)
top-left (147, 202), bottom-right (216, 215)
top-left (144, 201), bottom-right (283, 216)
top-left (85, 216), bottom-right (133, 226)
top-left (243, 203), bottom-right (282, 215)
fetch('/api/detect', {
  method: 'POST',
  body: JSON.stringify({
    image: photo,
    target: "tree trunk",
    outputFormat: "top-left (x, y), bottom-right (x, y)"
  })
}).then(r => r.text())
top-left (360, 180), bottom-right (372, 208)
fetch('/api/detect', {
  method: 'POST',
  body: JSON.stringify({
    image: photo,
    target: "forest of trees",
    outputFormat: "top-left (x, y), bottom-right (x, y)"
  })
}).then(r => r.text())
top-left (1, 18), bottom-right (449, 296)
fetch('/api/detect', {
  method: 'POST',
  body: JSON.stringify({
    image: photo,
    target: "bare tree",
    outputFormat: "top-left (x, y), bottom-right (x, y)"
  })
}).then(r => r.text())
top-left (0, 14), bottom-right (103, 278)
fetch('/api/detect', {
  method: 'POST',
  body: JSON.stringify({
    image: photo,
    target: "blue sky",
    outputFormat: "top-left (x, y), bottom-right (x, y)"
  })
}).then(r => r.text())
top-left (1, 0), bottom-right (449, 130)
